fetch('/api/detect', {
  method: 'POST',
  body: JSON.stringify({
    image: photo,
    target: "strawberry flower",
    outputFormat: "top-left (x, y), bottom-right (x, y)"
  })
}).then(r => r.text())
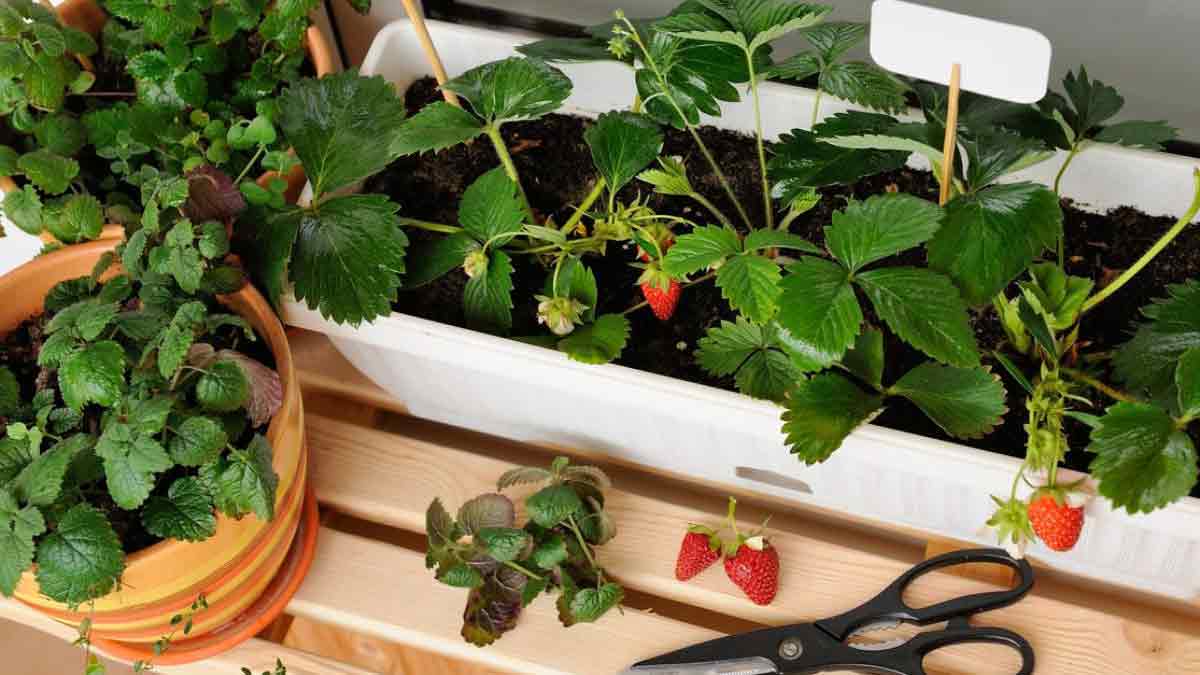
top-left (535, 295), bottom-right (587, 336)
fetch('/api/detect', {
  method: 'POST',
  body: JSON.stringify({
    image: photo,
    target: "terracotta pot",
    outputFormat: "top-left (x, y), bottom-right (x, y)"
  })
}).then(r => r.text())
top-left (0, 241), bottom-right (312, 662)
top-left (0, 0), bottom-right (337, 240)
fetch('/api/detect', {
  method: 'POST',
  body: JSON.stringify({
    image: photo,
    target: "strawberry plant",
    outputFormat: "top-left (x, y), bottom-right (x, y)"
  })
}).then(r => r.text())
top-left (425, 457), bottom-right (622, 646)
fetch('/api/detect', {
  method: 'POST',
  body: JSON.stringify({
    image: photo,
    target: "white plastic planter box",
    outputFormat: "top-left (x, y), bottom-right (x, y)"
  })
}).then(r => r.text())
top-left (283, 19), bottom-right (1200, 600)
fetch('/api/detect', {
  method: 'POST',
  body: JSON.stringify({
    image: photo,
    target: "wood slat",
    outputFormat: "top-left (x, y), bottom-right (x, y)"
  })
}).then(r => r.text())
top-left (0, 598), bottom-right (370, 675)
top-left (305, 413), bottom-right (1200, 675)
top-left (287, 527), bottom-right (722, 675)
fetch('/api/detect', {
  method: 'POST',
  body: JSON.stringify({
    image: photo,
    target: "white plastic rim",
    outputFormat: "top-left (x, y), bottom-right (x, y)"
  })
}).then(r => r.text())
top-left (286, 19), bottom-right (1200, 600)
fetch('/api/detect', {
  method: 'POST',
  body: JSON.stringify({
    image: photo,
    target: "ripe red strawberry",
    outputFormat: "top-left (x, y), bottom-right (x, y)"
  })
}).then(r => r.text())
top-left (641, 279), bottom-right (681, 320)
top-left (724, 535), bottom-right (779, 605)
top-left (676, 526), bottom-right (721, 581)
top-left (1028, 493), bottom-right (1084, 552)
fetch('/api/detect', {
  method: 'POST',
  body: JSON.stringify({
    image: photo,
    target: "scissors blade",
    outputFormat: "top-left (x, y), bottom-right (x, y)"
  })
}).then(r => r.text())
top-left (623, 624), bottom-right (826, 675)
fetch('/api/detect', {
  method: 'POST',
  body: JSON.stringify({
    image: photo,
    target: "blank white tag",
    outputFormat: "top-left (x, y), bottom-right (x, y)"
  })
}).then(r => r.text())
top-left (870, 0), bottom-right (1052, 104)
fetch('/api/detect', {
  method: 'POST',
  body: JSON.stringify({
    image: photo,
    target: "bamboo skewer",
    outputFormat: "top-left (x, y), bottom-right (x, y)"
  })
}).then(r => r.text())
top-left (938, 63), bottom-right (962, 206)
top-left (398, 0), bottom-right (461, 107)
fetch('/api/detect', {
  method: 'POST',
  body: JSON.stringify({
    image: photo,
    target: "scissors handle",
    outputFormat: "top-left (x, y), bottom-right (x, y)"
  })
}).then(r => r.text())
top-left (817, 548), bottom-right (1034, 640)
top-left (892, 617), bottom-right (1036, 675)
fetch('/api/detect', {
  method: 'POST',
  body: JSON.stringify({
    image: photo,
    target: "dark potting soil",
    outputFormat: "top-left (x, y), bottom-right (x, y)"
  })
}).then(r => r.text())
top-left (0, 299), bottom-right (277, 554)
top-left (368, 77), bottom-right (1200, 483)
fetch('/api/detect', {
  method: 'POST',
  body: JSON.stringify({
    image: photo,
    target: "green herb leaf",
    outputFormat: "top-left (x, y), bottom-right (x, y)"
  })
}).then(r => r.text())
top-left (0, 367), bottom-right (18, 417)
top-left (34, 114), bottom-right (86, 156)
top-left (276, 71), bottom-right (408, 196)
top-left (438, 562), bottom-right (484, 589)
top-left (97, 426), bottom-right (172, 510)
top-left (443, 56), bottom-right (572, 124)
top-left (169, 417), bottom-right (228, 467)
top-left (211, 435), bottom-right (278, 521)
top-left (18, 149), bottom-right (78, 195)
top-left (196, 360), bottom-right (249, 412)
top-left (25, 50), bottom-right (72, 111)
top-left (128, 396), bottom-right (173, 435)
top-left (697, 318), bottom-right (802, 402)
top-left (928, 182), bottom-right (1062, 306)
top-left (525, 484), bottom-right (583, 528)
top-left (557, 314), bottom-right (630, 364)
top-left (459, 167), bottom-right (526, 245)
top-left (825, 194), bottom-right (942, 272)
top-left (530, 533), bottom-right (569, 569)
top-left (35, 504), bottom-right (124, 605)
top-left (566, 582), bottom-right (623, 624)
top-left (14, 435), bottom-right (88, 507)
top-left (289, 195), bottom-right (408, 326)
top-left (48, 194), bottom-right (103, 243)
top-left (662, 225), bottom-right (741, 277)
top-left (891, 363), bottom-right (1007, 439)
top-left (1088, 403), bottom-right (1198, 514)
top-left (0, 492), bottom-right (45, 596)
top-left (142, 477), bottom-right (217, 542)
top-left (463, 249), bottom-right (514, 334)
top-left (584, 111), bottom-right (663, 194)
top-left (716, 253), bottom-right (781, 323)
top-left (457, 493), bottom-right (516, 534)
top-left (782, 373), bottom-right (882, 464)
top-left (59, 341), bottom-right (125, 411)
top-left (777, 257), bottom-right (861, 368)
top-left (391, 101), bottom-right (485, 156)
top-left (1113, 281), bottom-right (1200, 406)
top-left (158, 301), bottom-right (205, 379)
top-left (475, 527), bottom-right (530, 562)
top-left (3, 185), bottom-right (42, 234)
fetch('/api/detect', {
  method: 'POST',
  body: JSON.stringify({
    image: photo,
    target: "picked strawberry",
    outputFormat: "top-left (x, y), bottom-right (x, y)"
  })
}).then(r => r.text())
top-left (638, 263), bottom-right (681, 321)
top-left (1027, 488), bottom-right (1085, 552)
top-left (720, 497), bottom-right (779, 605)
top-left (676, 525), bottom-right (722, 581)
top-left (724, 535), bottom-right (780, 605)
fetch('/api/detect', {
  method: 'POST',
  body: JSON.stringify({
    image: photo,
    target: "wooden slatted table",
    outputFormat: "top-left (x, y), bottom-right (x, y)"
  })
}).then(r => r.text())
top-left (7, 329), bottom-right (1200, 674)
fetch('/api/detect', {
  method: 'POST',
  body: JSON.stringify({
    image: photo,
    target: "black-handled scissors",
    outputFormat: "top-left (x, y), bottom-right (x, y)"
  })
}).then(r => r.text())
top-left (622, 548), bottom-right (1035, 675)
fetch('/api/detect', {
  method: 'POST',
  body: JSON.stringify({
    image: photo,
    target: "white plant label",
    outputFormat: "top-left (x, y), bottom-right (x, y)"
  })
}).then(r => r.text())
top-left (870, 0), bottom-right (1052, 104)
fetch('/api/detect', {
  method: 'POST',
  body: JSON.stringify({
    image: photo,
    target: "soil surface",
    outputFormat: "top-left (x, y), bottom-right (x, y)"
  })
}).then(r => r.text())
top-left (367, 77), bottom-right (1200, 487)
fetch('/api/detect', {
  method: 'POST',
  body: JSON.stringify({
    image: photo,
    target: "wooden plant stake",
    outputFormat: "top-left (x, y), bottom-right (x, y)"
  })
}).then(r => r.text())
top-left (938, 63), bottom-right (961, 206)
top-left (398, 0), bottom-right (461, 107)
top-left (871, 0), bottom-right (1052, 205)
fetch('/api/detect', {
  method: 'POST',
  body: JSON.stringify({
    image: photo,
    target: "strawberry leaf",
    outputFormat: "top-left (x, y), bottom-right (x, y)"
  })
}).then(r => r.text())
top-left (443, 57), bottom-right (571, 125)
top-left (777, 256), bottom-right (861, 369)
top-left (1094, 120), bottom-right (1177, 150)
top-left (856, 267), bottom-right (979, 367)
top-left (820, 62), bottom-right (908, 114)
top-left (1087, 403), bottom-right (1198, 514)
top-left (697, 318), bottom-right (802, 402)
top-left (662, 225), bottom-right (741, 277)
top-left (782, 373), bottom-right (882, 463)
top-left (463, 249), bottom-right (515, 334)
top-left (825, 194), bottom-right (942, 272)
top-left (769, 128), bottom-right (907, 203)
top-left (890, 363), bottom-right (1007, 439)
top-left (1113, 281), bottom-right (1200, 407)
top-left (929, 182), bottom-right (1062, 307)
top-left (584, 111), bottom-right (663, 194)
top-left (716, 254), bottom-right (781, 323)
top-left (840, 326), bottom-right (884, 389)
top-left (1177, 348), bottom-right (1200, 421)
top-left (289, 195), bottom-right (409, 327)
top-left (276, 71), bottom-right (408, 197)
top-left (557, 314), bottom-right (629, 364)
top-left (392, 101), bottom-right (485, 156)
top-left (459, 168), bottom-right (526, 245)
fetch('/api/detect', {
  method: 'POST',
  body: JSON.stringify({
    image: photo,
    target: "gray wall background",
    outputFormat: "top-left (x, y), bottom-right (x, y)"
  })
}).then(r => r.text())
top-left (357, 0), bottom-right (1200, 142)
